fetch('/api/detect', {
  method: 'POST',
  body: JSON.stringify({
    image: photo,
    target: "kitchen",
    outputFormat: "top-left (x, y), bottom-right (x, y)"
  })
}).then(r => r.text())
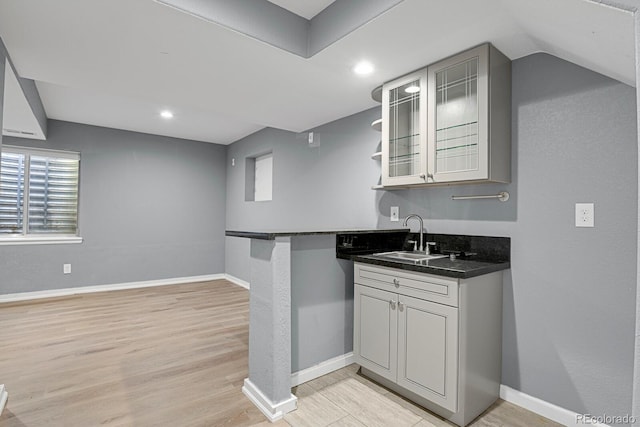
top-left (0, 0), bottom-right (639, 426)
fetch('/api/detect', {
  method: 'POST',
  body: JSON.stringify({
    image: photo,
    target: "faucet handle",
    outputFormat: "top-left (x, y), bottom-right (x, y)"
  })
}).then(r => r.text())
top-left (407, 240), bottom-right (417, 251)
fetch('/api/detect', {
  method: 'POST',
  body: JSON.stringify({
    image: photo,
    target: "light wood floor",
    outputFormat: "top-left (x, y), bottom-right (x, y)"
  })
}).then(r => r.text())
top-left (287, 365), bottom-right (562, 427)
top-left (0, 280), bottom-right (271, 426)
top-left (0, 280), bottom-right (561, 427)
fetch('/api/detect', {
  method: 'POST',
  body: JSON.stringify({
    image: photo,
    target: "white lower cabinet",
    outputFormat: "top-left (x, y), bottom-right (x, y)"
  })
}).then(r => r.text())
top-left (354, 263), bottom-right (503, 427)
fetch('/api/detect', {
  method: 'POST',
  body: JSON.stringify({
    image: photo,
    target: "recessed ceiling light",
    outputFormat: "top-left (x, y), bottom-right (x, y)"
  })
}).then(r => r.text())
top-left (160, 110), bottom-right (174, 119)
top-left (353, 61), bottom-right (374, 76)
top-left (405, 85), bottom-right (420, 93)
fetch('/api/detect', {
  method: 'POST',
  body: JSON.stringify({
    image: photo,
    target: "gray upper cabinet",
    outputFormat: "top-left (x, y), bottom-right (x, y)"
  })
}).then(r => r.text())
top-left (427, 44), bottom-right (510, 184)
top-left (381, 70), bottom-right (428, 186)
top-left (380, 43), bottom-right (511, 188)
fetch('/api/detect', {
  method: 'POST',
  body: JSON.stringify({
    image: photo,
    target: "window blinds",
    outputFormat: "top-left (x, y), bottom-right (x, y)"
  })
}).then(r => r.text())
top-left (0, 152), bottom-right (25, 234)
top-left (28, 156), bottom-right (79, 234)
top-left (0, 147), bottom-right (80, 236)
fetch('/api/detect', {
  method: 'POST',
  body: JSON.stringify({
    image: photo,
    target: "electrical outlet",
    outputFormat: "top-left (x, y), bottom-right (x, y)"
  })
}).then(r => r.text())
top-left (390, 206), bottom-right (399, 222)
top-left (575, 203), bottom-right (594, 227)
top-left (63, 264), bottom-right (72, 274)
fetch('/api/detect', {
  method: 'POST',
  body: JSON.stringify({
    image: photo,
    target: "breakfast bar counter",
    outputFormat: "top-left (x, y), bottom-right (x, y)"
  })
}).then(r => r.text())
top-left (225, 228), bottom-right (408, 421)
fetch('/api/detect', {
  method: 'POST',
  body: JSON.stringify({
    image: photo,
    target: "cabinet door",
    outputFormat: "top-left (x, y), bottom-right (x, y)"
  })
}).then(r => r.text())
top-left (381, 70), bottom-right (428, 186)
top-left (427, 44), bottom-right (489, 183)
top-left (354, 284), bottom-right (397, 382)
top-left (397, 294), bottom-right (458, 412)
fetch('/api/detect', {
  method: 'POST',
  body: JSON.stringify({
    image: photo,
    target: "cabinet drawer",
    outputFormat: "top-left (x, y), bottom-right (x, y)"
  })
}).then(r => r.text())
top-left (355, 263), bottom-right (458, 307)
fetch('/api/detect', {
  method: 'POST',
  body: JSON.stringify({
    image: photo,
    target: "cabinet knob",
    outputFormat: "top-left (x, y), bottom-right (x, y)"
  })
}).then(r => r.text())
top-left (398, 302), bottom-right (405, 312)
top-left (393, 278), bottom-right (400, 287)
top-left (390, 300), bottom-right (397, 310)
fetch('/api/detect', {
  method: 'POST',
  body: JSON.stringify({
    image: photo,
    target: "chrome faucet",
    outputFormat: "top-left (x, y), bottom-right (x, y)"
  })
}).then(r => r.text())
top-left (403, 214), bottom-right (424, 253)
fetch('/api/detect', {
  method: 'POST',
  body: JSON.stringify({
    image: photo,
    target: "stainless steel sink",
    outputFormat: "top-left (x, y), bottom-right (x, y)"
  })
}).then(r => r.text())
top-left (372, 251), bottom-right (447, 262)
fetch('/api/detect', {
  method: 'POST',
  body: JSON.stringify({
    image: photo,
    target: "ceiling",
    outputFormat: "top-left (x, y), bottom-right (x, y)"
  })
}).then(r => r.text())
top-left (266, 0), bottom-right (336, 19)
top-left (0, 0), bottom-right (635, 145)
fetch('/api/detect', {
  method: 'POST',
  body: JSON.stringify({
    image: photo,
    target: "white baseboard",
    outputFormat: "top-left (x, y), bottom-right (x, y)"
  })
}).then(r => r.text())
top-left (0, 274), bottom-right (227, 303)
top-left (0, 384), bottom-right (7, 416)
top-left (224, 274), bottom-right (250, 290)
top-left (291, 352), bottom-right (355, 387)
top-left (242, 378), bottom-right (297, 422)
top-left (500, 385), bottom-right (611, 427)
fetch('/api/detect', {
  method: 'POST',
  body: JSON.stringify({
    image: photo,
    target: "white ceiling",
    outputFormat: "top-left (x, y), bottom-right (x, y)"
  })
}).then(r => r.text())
top-left (267, 0), bottom-right (336, 19)
top-left (0, 0), bottom-right (635, 145)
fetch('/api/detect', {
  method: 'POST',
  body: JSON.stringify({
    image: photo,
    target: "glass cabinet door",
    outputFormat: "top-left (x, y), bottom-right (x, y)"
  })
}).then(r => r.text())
top-left (428, 45), bottom-right (489, 182)
top-left (382, 72), bottom-right (427, 186)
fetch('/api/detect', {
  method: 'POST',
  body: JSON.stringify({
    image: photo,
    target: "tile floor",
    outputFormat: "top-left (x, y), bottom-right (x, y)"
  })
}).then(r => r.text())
top-left (280, 364), bottom-right (562, 427)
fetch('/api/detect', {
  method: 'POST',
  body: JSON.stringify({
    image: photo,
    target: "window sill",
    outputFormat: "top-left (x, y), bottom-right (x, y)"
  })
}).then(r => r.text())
top-left (0, 236), bottom-right (83, 246)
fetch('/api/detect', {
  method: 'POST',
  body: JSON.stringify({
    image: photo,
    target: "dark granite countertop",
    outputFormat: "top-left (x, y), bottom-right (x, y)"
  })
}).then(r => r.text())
top-left (353, 254), bottom-right (510, 279)
top-left (337, 231), bottom-right (511, 279)
top-left (227, 228), bottom-right (510, 279)
top-left (226, 228), bottom-right (409, 240)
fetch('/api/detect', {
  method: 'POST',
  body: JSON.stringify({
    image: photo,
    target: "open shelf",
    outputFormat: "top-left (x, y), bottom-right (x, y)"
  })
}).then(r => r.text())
top-left (371, 86), bottom-right (383, 103)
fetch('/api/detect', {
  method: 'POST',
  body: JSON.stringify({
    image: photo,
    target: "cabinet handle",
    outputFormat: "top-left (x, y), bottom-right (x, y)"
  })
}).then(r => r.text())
top-left (398, 302), bottom-right (405, 312)
top-left (390, 300), bottom-right (397, 310)
top-left (393, 278), bottom-right (400, 287)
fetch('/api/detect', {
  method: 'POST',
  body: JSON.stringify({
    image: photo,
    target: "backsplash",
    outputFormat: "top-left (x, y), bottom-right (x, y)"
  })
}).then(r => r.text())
top-left (414, 233), bottom-right (510, 262)
top-left (336, 231), bottom-right (407, 259)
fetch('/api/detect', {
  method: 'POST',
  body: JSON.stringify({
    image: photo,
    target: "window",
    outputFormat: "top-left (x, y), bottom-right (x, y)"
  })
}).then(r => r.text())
top-left (0, 146), bottom-right (81, 244)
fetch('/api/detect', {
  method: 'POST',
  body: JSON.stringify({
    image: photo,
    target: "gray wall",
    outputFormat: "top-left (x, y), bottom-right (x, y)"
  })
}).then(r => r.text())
top-left (225, 53), bottom-right (638, 419)
top-left (291, 235), bottom-right (354, 371)
top-left (507, 53), bottom-right (636, 418)
top-left (0, 120), bottom-right (227, 294)
top-left (225, 108), bottom-right (382, 282)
